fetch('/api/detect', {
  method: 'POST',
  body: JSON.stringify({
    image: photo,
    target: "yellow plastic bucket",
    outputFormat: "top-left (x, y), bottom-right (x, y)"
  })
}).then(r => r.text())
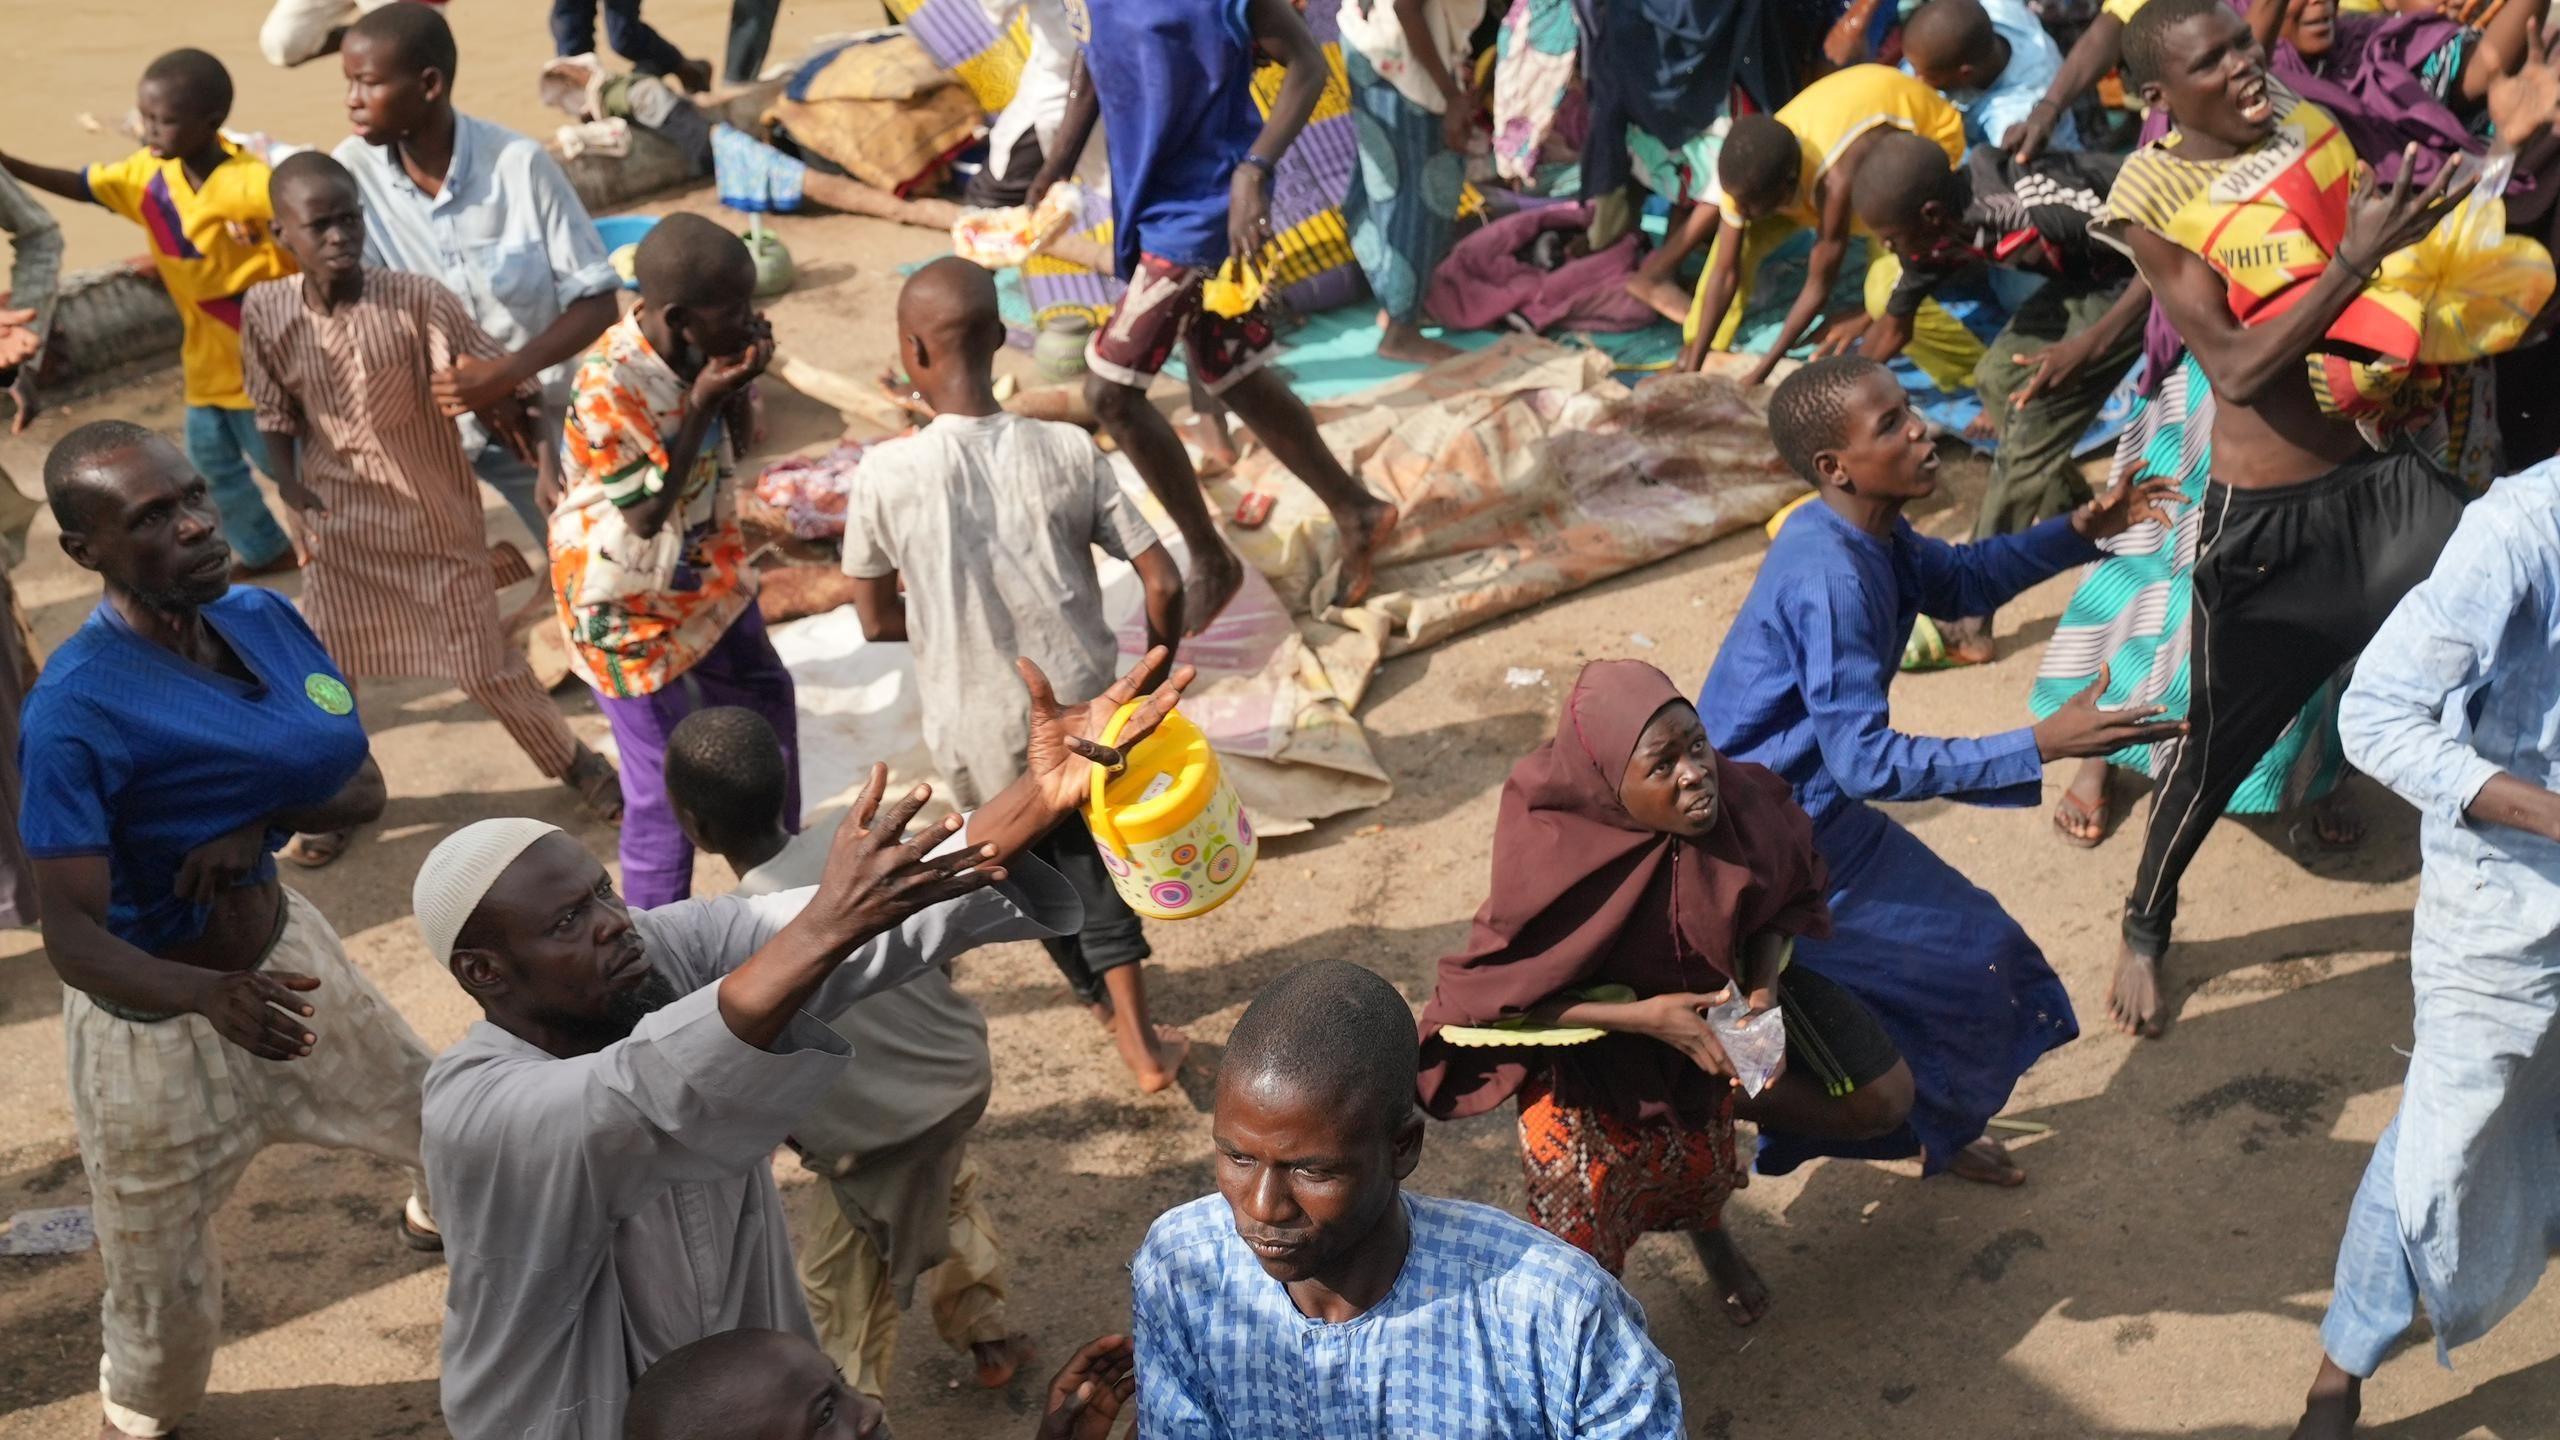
top-left (1086, 701), bottom-right (1257, 920)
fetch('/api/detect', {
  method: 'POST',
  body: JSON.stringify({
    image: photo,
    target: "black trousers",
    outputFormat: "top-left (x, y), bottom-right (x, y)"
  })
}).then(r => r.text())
top-left (2122, 444), bottom-right (2467, 957)
top-left (1029, 810), bottom-right (1153, 1005)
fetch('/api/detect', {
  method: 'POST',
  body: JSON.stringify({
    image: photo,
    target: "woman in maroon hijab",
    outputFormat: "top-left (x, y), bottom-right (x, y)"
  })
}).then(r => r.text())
top-left (1418, 660), bottom-right (1912, 1324)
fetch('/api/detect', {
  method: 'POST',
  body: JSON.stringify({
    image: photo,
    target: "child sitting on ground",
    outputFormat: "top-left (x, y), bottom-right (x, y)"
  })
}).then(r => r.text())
top-left (243, 151), bottom-right (620, 859)
top-left (1651, 64), bottom-right (1964, 382)
top-left (550, 213), bottom-right (787, 906)
top-left (839, 257), bottom-right (1190, 1093)
top-left (0, 49), bottom-right (299, 576)
top-left (663, 705), bottom-right (1030, 1408)
top-left (1696, 355), bottom-right (2180, 1185)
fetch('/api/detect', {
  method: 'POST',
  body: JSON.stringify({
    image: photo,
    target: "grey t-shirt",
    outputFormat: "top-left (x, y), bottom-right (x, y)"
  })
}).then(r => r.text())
top-left (840, 411), bottom-right (1158, 807)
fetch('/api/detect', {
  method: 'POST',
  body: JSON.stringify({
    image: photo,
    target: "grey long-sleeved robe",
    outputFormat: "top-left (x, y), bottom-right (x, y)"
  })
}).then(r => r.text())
top-left (422, 856), bottom-right (1078, 1440)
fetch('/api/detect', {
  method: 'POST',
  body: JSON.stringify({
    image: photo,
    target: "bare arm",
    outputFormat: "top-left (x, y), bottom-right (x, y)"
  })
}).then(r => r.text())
top-left (1246, 0), bottom-right (1330, 163)
top-left (1026, 53), bottom-right (1100, 206)
top-left (847, 572), bottom-right (909, 642)
top-left (35, 755), bottom-right (385, 1052)
top-left (1744, 179), bottom-right (1858, 384)
top-left (1861, 308), bottom-right (1916, 362)
top-left (1676, 215), bottom-right (1744, 370)
top-left (2248, 0), bottom-right (2289, 58)
top-left (2464, 772), bottom-right (2560, 839)
top-left (2465, 0), bottom-right (2553, 104)
top-left (0, 154), bottom-right (96, 207)
top-left (2007, 12), bottom-right (2123, 161)
top-left (1131, 541), bottom-right (1183, 660)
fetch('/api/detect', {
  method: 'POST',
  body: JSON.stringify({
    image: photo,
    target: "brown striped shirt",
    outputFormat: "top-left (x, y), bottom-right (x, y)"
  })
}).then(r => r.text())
top-left (241, 269), bottom-right (537, 683)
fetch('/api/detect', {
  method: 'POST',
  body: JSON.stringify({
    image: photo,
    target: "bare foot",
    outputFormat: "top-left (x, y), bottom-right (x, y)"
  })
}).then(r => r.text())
top-left (1625, 272), bottom-right (1695, 326)
top-left (280, 828), bottom-right (354, 869)
top-left (1376, 321), bottom-right (1463, 365)
top-left (1179, 412), bottom-right (1240, 475)
top-left (2053, 759), bottom-right (2112, 848)
top-left (1688, 1229), bottom-right (1773, 1326)
top-left (2299, 792), bottom-right (2367, 851)
top-left (1328, 499), bottom-right (1401, 611)
top-left (1947, 1136), bottom-right (2028, 1187)
top-left (2108, 944), bottom-right (2166, 1038)
top-left (1123, 1025), bottom-right (1191, 1094)
top-left (1182, 543), bottom-right (1248, 636)
top-left (973, 1334), bottom-right (1035, 1389)
top-left (2289, 1357), bottom-right (2362, 1440)
top-left (1938, 614), bottom-right (1997, 665)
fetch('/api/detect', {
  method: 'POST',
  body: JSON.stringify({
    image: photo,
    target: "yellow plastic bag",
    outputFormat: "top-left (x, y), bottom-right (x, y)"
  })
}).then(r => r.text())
top-left (1200, 256), bottom-right (1268, 318)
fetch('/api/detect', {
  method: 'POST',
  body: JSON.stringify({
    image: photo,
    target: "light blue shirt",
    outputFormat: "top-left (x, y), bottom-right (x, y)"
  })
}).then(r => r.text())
top-left (332, 113), bottom-right (618, 388)
top-left (2332, 457), bottom-right (2560, 1366)
top-left (1905, 0), bottom-right (2078, 150)
top-left (2342, 457), bottom-right (2560, 934)
top-left (1132, 1192), bottom-right (1683, 1440)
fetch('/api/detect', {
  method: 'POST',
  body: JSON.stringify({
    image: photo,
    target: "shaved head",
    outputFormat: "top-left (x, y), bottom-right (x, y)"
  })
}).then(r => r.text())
top-left (1902, 0), bottom-right (2000, 79)
top-left (1222, 960), bottom-right (1419, 1140)
top-left (43, 420), bottom-right (167, 534)
top-left (627, 1328), bottom-right (881, 1440)
top-left (140, 48), bottom-right (234, 123)
top-left (270, 149), bottom-right (360, 211)
top-left (1849, 130), bottom-right (1962, 234)
top-left (348, 0), bottom-right (460, 82)
top-left (634, 213), bottom-right (755, 311)
top-left (895, 256), bottom-right (1005, 399)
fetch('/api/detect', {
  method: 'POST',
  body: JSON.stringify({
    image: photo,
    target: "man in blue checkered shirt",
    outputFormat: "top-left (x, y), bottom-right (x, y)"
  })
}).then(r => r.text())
top-left (1131, 960), bottom-right (1685, 1439)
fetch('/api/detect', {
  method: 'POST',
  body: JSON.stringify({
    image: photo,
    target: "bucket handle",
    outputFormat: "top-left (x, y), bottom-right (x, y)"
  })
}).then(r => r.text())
top-left (1086, 699), bottom-right (1142, 859)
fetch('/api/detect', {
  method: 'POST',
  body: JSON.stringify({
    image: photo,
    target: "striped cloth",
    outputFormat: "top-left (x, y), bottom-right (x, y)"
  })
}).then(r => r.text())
top-left (2027, 352), bottom-right (2346, 813)
top-left (239, 270), bottom-right (581, 776)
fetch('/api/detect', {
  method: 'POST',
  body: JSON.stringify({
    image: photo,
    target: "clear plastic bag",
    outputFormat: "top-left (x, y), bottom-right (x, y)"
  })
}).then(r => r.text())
top-left (1707, 997), bottom-right (1787, 1098)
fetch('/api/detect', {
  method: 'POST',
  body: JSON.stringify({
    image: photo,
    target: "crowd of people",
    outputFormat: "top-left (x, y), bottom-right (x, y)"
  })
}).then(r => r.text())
top-left (3, 0), bottom-right (2560, 1436)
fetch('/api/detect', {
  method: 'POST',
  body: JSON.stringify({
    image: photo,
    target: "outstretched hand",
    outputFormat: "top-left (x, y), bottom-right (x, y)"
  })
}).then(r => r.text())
top-left (1021, 647), bottom-right (1198, 817)
top-left (2489, 19), bottom-right (2560, 144)
top-left (2338, 146), bottom-right (2475, 275)
top-left (2032, 666), bottom-right (2186, 761)
top-left (802, 763), bottom-right (1008, 952)
top-left (1034, 1335), bottom-right (1137, 1440)
top-left (2070, 473), bottom-right (2182, 541)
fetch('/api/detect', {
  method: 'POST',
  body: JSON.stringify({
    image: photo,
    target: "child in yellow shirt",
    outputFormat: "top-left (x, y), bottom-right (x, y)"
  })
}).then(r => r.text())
top-left (1, 49), bottom-right (298, 574)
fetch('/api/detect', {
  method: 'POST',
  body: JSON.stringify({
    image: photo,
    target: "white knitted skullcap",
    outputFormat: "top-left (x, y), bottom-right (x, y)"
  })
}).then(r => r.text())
top-left (414, 818), bottom-right (566, 964)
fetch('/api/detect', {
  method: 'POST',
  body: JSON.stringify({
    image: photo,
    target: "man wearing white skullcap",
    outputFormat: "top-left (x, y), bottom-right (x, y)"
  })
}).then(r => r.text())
top-left (419, 648), bottom-right (1191, 1440)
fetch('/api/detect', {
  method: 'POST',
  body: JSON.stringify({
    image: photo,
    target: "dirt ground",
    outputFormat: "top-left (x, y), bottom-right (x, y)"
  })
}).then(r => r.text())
top-left (4, 100), bottom-right (2559, 1440)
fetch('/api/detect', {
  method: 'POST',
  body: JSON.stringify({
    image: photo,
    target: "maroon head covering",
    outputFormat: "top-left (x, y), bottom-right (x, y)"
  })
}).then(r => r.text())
top-left (1415, 660), bottom-right (1831, 1126)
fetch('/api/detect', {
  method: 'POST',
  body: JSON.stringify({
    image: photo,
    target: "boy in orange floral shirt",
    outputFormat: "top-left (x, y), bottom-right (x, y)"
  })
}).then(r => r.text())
top-left (549, 214), bottom-right (789, 904)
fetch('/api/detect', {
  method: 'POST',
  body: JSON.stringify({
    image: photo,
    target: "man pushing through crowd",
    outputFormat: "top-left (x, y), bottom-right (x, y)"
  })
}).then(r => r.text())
top-left (416, 647), bottom-right (1192, 1440)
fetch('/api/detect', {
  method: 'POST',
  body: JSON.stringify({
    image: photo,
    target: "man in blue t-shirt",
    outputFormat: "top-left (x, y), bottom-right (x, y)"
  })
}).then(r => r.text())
top-left (21, 420), bottom-right (441, 1440)
top-left (1025, 0), bottom-right (1399, 641)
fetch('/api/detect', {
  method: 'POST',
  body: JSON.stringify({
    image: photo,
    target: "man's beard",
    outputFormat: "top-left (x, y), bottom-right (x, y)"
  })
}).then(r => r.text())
top-left (599, 968), bottom-right (682, 1040)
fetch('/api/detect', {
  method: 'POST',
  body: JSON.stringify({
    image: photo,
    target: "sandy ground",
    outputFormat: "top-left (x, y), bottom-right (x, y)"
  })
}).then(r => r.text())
top-left (9, 0), bottom-right (888, 274)
top-left (4, 177), bottom-right (2559, 1439)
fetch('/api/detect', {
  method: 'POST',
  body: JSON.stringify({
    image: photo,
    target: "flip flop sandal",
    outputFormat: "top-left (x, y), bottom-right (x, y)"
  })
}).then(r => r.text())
top-left (280, 829), bottom-right (353, 869)
top-left (2052, 782), bottom-right (2112, 849)
top-left (397, 1198), bottom-right (444, 1254)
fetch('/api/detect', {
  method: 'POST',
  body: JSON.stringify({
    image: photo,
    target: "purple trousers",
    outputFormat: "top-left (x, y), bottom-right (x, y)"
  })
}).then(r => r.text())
top-left (598, 606), bottom-right (801, 906)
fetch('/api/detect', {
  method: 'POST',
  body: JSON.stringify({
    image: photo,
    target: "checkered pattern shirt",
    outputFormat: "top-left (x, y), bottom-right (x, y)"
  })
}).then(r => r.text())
top-left (1132, 1192), bottom-right (1684, 1439)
